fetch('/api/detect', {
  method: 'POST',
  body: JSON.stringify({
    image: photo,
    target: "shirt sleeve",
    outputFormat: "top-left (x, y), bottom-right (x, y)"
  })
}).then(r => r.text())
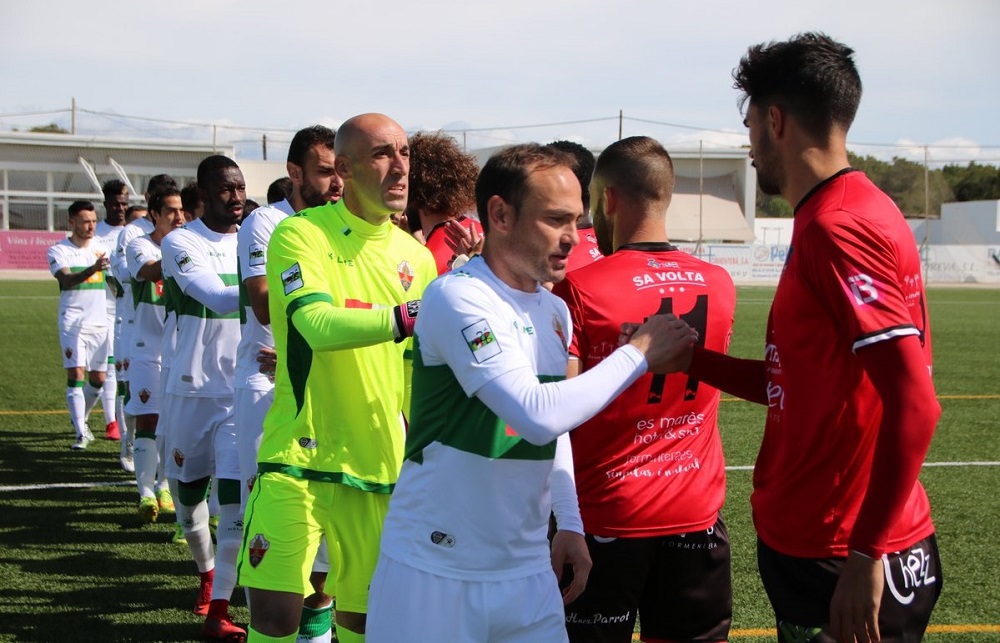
top-left (801, 214), bottom-right (919, 351)
top-left (238, 209), bottom-right (277, 282)
top-left (550, 432), bottom-right (584, 534)
top-left (551, 275), bottom-right (586, 361)
top-left (266, 216), bottom-right (396, 350)
top-left (47, 244), bottom-right (68, 275)
top-left (127, 238), bottom-right (153, 281)
top-left (162, 230), bottom-right (239, 315)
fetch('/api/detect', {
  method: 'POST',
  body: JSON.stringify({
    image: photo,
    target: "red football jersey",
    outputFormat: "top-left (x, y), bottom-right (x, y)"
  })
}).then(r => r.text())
top-left (566, 226), bottom-right (604, 272)
top-left (423, 217), bottom-right (484, 275)
top-left (754, 170), bottom-right (936, 558)
top-left (553, 243), bottom-right (735, 537)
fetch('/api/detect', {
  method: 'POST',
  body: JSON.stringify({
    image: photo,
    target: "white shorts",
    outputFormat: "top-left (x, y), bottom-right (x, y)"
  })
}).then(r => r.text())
top-left (162, 393), bottom-right (239, 483)
top-left (125, 357), bottom-right (162, 416)
top-left (366, 555), bottom-right (568, 643)
top-left (234, 386), bottom-right (273, 505)
top-left (60, 327), bottom-right (110, 372)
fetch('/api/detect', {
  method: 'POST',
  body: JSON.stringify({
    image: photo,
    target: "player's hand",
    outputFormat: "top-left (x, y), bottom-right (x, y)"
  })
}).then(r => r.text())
top-left (392, 300), bottom-right (420, 343)
top-left (829, 551), bottom-right (883, 643)
top-left (257, 347), bottom-right (277, 381)
top-left (551, 530), bottom-right (591, 605)
top-left (445, 220), bottom-right (484, 260)
top-left (93, 252), bottom-right (110, 272)
top-left (627, 314), bottom-right (698, 374)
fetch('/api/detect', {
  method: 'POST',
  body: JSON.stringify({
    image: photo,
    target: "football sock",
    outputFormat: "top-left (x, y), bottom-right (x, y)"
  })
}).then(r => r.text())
top-left (177, 491), bottom-right (214, 573)
top-left (334, 625), bottom-right (364, 643)
top-left (155, 433), bottom-right (168, 492)
top-left (298, 603), bottom-right (333, 643)
top-left (248, 627), bottom-right (297, 643)
top-left (134, 434), bottom-right (158, 498)
top-left (84, 380), bottom-right (101, 423)
top-left (101, 368), bottom-right (116, 426)
top-left (66, 382), bottom-right (86, 437)
top-left (210, 497), bottom-right (243, 603)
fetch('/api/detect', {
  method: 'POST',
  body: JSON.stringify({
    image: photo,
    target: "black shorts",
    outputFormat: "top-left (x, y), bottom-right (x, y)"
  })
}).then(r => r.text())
top-left (564, 516), bottom-right (732, 643)
top-left (757, 534), bottom-right (943, 643)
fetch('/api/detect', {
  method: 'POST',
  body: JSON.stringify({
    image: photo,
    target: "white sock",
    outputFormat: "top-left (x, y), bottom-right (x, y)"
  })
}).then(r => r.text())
top-left (209, 480), bottom-right (220, 517)
top-left (177, 498), bottom-right (214, 573)
top-left (121, 413), bottom-right (136, 459)
top-left (101, 370), bottom-right (117, 426)
top-left (134, 437), bottom-right (158, 499)
top-left (67, 385), bottom-right (86, 437)
top-left (83, 382), bottom-right (101, 425)
top-left (116, 394), bottom-right (128, 433)
top-left (156, 434), bottom-right (167, 490)
top-left (210, 501), bottom-right (243, 602)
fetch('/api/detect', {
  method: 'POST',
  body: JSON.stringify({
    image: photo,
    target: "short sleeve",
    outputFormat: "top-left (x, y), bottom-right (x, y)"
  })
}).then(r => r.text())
top-left (162, 230), bottom-right (213, 294)
top-left (238, 209), bottom-right (279, 282)
top-left (551, 275), bottom-right (585, 360)
top-left (800, 214), bottom-right (917, 349)
top-left (266, 218), bottom-right (333, 314)
top-left (47, 244), bottom-right (67, 275)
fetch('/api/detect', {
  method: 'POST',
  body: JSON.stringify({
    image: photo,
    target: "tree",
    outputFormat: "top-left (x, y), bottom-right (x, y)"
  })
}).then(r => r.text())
top-left (28, 123), bottom-right (69, 134)
top-left (942, 162), bottom-right (1000, 202)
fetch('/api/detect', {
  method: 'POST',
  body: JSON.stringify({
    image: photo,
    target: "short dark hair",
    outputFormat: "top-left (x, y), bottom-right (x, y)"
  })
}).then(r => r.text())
top-left (146, 174), bottom-right (177, 197)
top-left (181, 181), bottom-right (201, 214)
top-left (593, 136), bottom-right (675, 204)
top-left (125, 205), bottom-right (148, 223)
top-left (245, 199), bottom-right (260, 215)
top-left (267, 177), bottom-right (294, 204)
top-left (733, 32), bottom-right (862, 139)
top-left (405, 132), bottom-right (479, 226)
top-left (149, 186), bottom-right (181, 214)
top-left (101, 179), bottom-right (127, 201)
top-left (547, 140), bottom-right (595, 214)
top-left (287, 125), bottom-right (337, 167)
top-left (68, 200), bottom-right (96, 217)
top-left (197, 155), bottom-right (240, 187)
top-left (476, 144), bottom-right (577, 234)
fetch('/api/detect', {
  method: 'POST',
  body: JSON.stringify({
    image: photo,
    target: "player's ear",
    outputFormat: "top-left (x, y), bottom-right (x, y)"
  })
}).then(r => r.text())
top-left (487, 195), bottom-right (512, 233)
top-left (286, 162), bottom-right (302, 186)
top-left (605, 185), bottom-right (619, 217)
top-left (334, 155), bottom-right (351, 180)
top-left (768, 104), bottom-right (785, 139)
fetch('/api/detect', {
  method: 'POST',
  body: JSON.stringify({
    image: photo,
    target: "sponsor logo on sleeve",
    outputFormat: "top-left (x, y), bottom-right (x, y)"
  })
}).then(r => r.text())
top-left (462, 319), bottom-right (501, 363)
top-left (281, 263), bottom-right (303, 295)
top-left (174, 251), bottom-right (193, 273)
top-left (248, 243), bottom-right (266, 267)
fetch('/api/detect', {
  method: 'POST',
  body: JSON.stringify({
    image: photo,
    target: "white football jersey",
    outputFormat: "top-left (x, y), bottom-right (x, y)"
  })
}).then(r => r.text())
top-left (126, 234), bottom-right (166, 362)
top-left (161, 218), bottom-right (240, 397)
top-left (48, 238), bottom-right (108, 331)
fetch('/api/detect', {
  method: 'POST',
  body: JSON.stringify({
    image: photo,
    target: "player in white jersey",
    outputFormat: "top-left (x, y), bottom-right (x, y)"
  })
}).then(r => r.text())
top-left (92, 179), bottom-right (131, 441)
top-left (113, 174), bottom-right (177, 472)
top-left (236, 125), bottom-right (342, 643)
top-left (367, 145), bottom-right (697, 642)
top-left (113, 204), bottom-right (152, 472)
top-left (127, 187), bottom-right (185, 525)
top-left (161, 155), bottom-right (246, 642)
top-left (48, 201), bottom-right (113, 450)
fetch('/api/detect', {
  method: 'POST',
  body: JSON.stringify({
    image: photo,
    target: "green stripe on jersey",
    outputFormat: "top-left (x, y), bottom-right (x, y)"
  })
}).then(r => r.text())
top-left (406, 335), bottom-right (560, 464)
top-left (257, 462), bottom-right (394, 493)
top-left (165, 274), bottom-right (240, 319)
top-left (63, 266), bottom-right (105, 291)
top-left (131, 278), bottom-right (163, 308)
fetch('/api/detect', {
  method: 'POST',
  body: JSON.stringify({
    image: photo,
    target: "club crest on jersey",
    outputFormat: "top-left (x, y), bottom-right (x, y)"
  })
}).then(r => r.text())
top-left (174, 251), bottom-right (193, 273)
top-left (552, 315), bottom-right (568, 352)
top-left (281, 263), bottom-right (304, 295)
top-left (298, 437), bottom-right (318, 449)
top-left (430, 531), bottom-right (456, 548)
top-left (139, 388), bottom-right (151, 404)
top-left (397, 260), bottom-right (414, 292)
top-left (248, 533), bottom-right (270, 567)
top-left (462, 319), bottom-right (501, 364)
top-left (173, 448), bottom-right (185, 467)
top-left (248, 244), bottom-right (266, 267)
top-left (64, 347), bottom-right (73, 359)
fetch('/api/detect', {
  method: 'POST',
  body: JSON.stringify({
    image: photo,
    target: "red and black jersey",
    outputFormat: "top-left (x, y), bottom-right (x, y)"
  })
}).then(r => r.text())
top-left (423, 216), bottom-right (484, 275)
top-left (566, 227), bottom-right (604, 273)
top-left (754, 169), bottom-right (935, 558)
top-left (553, 243), bottom-right (735, 537)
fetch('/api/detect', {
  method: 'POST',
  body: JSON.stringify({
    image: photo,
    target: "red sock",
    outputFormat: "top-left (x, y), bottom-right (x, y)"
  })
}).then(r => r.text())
top-left (208, 598), bottom-right (230, 619)
top-left (200, 569), bottom-right (215, 585)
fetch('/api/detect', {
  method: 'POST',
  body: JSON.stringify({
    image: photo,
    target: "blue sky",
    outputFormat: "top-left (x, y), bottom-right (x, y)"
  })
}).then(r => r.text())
top-left (2, 0), bottom-right (997, 164)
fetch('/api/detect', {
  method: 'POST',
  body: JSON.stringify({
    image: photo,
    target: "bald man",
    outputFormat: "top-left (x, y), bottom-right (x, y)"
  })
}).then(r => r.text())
top-left (238, 113), bottom-right (437, 643)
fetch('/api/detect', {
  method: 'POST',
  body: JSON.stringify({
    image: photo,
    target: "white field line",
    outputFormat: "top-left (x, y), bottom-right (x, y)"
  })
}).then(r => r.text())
top-left (2, 462), bottom-right (998, 492)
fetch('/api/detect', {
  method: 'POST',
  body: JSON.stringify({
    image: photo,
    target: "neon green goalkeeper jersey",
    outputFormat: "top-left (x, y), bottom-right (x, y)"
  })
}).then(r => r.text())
top-left (259, 199), bottom-right (437, 492)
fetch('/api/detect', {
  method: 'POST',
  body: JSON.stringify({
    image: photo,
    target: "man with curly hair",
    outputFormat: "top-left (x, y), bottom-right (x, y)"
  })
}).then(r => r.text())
top-left (404, 132), bottom-right (483, 274)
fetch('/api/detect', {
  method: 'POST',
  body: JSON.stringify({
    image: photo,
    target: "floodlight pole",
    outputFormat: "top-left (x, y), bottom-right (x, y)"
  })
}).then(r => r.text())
top-left (618, 110), bottom-right (623, 141)
top-left (71, 98), bottom-right (76, 135)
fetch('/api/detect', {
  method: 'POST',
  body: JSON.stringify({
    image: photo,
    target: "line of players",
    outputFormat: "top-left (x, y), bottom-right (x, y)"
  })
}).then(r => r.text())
top-left (48, 32), bottom-right (942, 643)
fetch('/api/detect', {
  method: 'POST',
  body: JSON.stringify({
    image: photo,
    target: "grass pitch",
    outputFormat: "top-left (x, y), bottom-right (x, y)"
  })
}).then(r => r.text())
top-left (0, 281), bottom-right (998, 642)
